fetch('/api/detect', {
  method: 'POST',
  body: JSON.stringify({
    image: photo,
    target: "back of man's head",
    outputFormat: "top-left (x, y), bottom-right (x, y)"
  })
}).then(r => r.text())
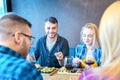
top-left (0, 12), bottom-right (31, 41)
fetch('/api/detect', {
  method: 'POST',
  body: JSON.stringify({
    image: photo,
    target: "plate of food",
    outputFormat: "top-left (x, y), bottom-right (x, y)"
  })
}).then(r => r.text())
top-left (58, 67), bottom-right (68, 73)
top-left (40, 67), bottom-right (59, 76)
top-left (58, 67), bottom-right (82, 75)
top-left (34, 64), bottom-right (58, 75)
top-left (40, 67), bottom-right (55, 73)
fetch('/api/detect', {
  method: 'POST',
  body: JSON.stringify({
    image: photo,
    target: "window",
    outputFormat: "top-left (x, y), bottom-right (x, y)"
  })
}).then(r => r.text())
top-left (0, 0), bottom-right (7, 17)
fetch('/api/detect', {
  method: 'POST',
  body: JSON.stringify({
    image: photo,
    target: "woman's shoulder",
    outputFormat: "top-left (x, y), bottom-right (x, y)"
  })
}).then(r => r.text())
top-left (76, 43), bottom-right (86, 48)
top-left (94, 48), bottom-right (102, 53)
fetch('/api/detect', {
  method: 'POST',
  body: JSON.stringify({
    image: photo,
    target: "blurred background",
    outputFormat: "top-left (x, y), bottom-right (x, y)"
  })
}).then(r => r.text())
top-left (0, 0), bottom-right (115, 48)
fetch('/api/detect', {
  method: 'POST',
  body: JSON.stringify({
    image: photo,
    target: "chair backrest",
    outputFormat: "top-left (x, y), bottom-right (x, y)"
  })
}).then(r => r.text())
top-left (69, 48), bottom-right (75, 57)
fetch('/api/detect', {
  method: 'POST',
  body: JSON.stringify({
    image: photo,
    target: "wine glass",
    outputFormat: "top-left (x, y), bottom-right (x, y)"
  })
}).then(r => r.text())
top-left (64, 56), bottom-right (73, 80)
top-left (30, 53), bottom-right (36, 64)
top-left (27, 48), bottom-right (36, 64)
top-left (27, 52), bottom-right (36, 64)
top-left (85, 51), bottom-right (95, 67)
top-left (84, 49), bottom-right (95, 70)
top-left (85, 59), bottom-right (94, 66)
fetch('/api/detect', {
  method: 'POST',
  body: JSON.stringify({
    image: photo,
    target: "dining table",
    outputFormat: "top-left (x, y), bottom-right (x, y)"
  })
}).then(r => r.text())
top-left (42, 69), bottom-right (81, 80)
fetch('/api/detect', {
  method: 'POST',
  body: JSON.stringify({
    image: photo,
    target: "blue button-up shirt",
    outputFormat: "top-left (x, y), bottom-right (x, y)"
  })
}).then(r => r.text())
top-left (0, 45), bottom-right (43, 80)
top-left (75, 43), bottom-right (102, 67)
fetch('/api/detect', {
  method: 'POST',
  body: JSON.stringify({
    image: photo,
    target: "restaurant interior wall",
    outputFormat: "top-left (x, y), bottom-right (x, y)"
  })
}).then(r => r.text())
top-left (11, 0), bottom-right (115, 48)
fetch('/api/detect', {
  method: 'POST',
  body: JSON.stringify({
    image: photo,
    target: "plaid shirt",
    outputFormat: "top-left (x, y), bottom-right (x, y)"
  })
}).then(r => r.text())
top-left (0, 45), bottom-right (43, 80)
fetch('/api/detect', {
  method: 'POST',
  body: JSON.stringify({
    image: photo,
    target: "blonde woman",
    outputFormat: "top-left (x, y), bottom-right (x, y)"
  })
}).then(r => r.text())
top-left (73, 23), bottom-right (102, 68)
top-left (79, 1), bottom-right (120, 80)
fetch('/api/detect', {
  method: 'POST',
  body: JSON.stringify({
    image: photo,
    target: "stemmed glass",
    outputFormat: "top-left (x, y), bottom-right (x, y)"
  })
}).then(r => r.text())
top-left (64, 56), bottom-right (73, 80)
top-left (27, 47), bottom-right (36, 64)
top-left (27, 52), bottom-right (36, 64)
top-left (85, 50), bottom-right (95, 68)
top-left (85, 58), bottom-right (94, 67)
top-left (30, 53), bottom-right (36, 64)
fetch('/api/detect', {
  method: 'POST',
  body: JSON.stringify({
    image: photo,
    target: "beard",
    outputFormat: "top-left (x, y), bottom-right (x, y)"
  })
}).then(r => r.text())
top-left (19, 40), bottom-right (29, 58)
top-left (48, 33), bottom-right (57, 39)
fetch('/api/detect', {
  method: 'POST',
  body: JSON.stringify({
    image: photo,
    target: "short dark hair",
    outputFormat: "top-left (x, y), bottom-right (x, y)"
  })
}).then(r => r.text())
top-left (0, 12), bottom-right (31, 28)
top-left (45, 17), bottom-right (58, 24)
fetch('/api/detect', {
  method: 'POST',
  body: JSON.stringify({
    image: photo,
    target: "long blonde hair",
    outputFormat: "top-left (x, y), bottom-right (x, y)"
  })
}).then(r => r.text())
top-left (80, 23), bottom-right (100, 49)
top-left (99, 0), bottom-right (120, 76)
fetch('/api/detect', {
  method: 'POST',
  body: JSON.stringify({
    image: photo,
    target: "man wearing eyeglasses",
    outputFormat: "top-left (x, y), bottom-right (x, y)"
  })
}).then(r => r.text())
top-left (0, 13), bottom-right (43, 80)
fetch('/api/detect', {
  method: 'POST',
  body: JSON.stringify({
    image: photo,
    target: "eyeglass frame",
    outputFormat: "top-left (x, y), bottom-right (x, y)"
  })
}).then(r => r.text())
top-left (21, 33), bottom-right (35, 40)
top-left (12, 32), bottom-right (35, 45)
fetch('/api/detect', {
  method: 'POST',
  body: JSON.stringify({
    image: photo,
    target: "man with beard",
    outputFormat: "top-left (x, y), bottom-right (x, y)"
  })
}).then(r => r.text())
top-left (0, 13), bottom-right (43, 80)
top-left (30, 17), bottom-right (69, 68)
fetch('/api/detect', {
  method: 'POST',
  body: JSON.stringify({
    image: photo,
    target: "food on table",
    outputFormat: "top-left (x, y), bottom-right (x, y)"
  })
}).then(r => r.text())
top-left (58, 67), bottom-right (68, 72)
top-left (41, 67), bottom-right (55, 73)
top-left (76, 68), bottom-right (84, 73)
top-left (70, 68), bottom-right (77, 73)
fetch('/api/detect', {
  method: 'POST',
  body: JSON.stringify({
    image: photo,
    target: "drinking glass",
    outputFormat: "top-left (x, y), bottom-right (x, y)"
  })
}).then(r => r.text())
top-left (85, 59), bottom-right (94, 66)
top-left (85, 51), bottom-right (95, 67)
top-left (30, 53), bottom-right (36, 64)
top-left (64, 56), bottom-right (73, 80)
top-left (27, 48), bottom-right (36, 64)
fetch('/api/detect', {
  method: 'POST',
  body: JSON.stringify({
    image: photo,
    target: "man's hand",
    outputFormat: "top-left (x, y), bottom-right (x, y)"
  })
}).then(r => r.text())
top-left (55, 51), bottom-right (63, 61)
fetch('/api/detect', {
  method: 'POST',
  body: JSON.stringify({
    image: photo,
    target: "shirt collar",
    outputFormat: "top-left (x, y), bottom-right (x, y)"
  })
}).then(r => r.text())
top-left (0, 45), bottom-right (24, 59)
